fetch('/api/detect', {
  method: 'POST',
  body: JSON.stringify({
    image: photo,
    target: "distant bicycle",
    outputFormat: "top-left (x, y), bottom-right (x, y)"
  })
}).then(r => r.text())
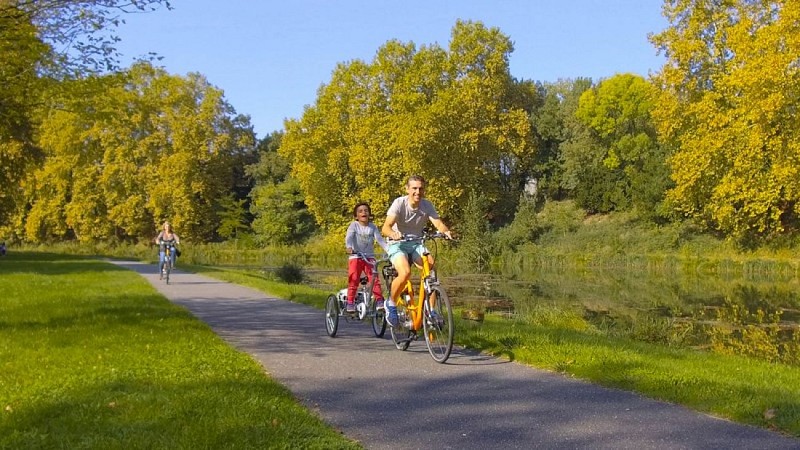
top-left (325, 253), bottom-right (390, 338)
top-left (158, 238), bottom-right (179, 285)
top-left (387, 231), bottom-right (454, 363)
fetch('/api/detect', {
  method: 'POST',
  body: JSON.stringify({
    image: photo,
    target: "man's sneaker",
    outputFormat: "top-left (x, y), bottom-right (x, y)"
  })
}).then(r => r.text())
top-left (385, 305), bottom-right (399, 327)
top-left (375, 299), bottom-right (385, 310)
top-left (346, 302), bottom-right (356, 313)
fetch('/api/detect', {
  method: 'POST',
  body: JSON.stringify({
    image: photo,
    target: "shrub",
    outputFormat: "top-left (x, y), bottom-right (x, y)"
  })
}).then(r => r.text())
top-left (275, 263), bottom-right (304, 284)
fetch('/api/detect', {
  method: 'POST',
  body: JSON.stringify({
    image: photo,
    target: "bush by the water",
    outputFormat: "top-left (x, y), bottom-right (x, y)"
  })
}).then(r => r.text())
top-left (275, 263), bottom-right (304, 284)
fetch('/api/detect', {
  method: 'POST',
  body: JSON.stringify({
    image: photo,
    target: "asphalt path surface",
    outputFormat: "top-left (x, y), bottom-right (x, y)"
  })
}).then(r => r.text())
top-left (112, 260), bottom-right (800, 449)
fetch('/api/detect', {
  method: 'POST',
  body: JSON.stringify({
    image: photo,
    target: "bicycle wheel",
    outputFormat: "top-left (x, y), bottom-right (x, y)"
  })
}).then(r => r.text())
top-left (371, 303), bottom-right (386, 337)
top-left (389, 302), bottom-right (412, 350)
top-left (325, 295), bottom-right (339, 337)
top-left (423, 285), bottom-right (454, 363)
top-left (165, 260), bottom-right (171, 285)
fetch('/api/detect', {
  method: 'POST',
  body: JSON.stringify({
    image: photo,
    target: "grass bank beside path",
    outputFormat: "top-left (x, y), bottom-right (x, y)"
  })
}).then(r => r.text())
top-left (0, 252), bottom-right (359, 449)
top-left (184, 263), bottom-right (800, 439)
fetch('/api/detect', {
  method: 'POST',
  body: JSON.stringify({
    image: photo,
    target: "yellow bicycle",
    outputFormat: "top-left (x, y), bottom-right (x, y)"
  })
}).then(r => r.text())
top-left (385, 231), bottom-right (454, 363)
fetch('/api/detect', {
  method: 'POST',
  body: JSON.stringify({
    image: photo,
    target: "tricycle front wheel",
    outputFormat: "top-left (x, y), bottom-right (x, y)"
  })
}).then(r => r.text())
top-left (325, 294), bottom-right (339, 337)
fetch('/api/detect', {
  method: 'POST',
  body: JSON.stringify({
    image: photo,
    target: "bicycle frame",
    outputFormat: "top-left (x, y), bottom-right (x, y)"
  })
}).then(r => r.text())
top-left (159, 240), bottom-right (177, 269)
top-left (395, 247), bottom-right (436, 331)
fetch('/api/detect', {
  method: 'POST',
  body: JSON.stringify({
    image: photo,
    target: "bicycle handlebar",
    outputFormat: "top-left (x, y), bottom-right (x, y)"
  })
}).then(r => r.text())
top-left (351, 252), bottom-right (390, 265)
top-left (392, 231), bottom-right (454, 242)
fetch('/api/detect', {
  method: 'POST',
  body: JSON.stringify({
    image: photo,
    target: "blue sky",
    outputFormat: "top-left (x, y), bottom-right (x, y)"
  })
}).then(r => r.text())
top-left (115, 0), bottom-right (668, 139)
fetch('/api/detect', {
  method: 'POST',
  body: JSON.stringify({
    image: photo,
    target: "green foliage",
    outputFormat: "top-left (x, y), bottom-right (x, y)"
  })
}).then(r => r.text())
top-left (249, 178), bottom-right (317, 245)
top-left (281, 20), bottom-right (534, 230)
top-left (0, 5), bottom-right (49, 229)
top-left (570, 74), bottom-right (670, 217)
top-left (216, 194), bottom-right (250, 240)
top-left (248, 132), bottom-right (317, 244)
top-left (494, 194), bottom-right (539, 251)
top-left (0, 1), bottom-right (171, 231)
top-left (534, 200), bottom-right (585, 242)
top-left (525, 79), bottom-right (592, 202)
top-left (275, 262), bottom-right (305, 284)
top-left (6, 0), bottom-right (172, 75)
top-left (15, 62), bottom-right (256, 243)
top-left (539, 78), bottom-right (594, 202)
top-left (455, 191), bottom-right (493, 271)
top-left (651, 0), bottom-right (800, 239)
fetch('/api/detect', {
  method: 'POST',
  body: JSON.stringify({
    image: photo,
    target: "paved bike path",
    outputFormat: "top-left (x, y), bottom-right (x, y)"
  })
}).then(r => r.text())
top-left (113, 261), bottom-right (800, 450)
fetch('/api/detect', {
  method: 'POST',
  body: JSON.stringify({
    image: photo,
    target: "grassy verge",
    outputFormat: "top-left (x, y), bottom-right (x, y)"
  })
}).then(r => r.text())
top-left (182, 263), bottom-right (800, 438)
top-left (0, 252), bottom-right (359, 449)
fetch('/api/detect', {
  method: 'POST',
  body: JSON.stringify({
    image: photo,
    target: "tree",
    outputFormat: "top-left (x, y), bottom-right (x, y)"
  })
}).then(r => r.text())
top-left (456, 190), bottom-right (493, 271)
top-left (216, 195), bottom-right (249, 240)
top-left (248, 132), bottom-right (316, 244)
top-left (572, 74), bottom-right (670, 218)
top-left (19, 62), bottom-right (256, 242)
top-left (651, 0), bottom-right (800, 239)
top-left (280, 20), bottom-right (534, 231)
top-left (525, 78), bottom-right (593, 204)
top-left (0, 0), bottom-right (171, 231)
top-left (3, 0), bottom-right (172, 75)
top-left (0, 4), bottom-right (49, 229)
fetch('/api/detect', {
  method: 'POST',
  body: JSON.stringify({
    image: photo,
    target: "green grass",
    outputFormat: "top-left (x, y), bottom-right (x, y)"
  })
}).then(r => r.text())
top-left (180, 263), bottom-right (800, 438)
top-left (0, 252), bottom-right (359, 449)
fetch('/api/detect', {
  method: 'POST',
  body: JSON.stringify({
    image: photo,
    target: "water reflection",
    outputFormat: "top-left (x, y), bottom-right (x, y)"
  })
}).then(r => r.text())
top-left (301, 263), bottom-right (800, 365)
top-left (467, 266), bottom-right (799, 365)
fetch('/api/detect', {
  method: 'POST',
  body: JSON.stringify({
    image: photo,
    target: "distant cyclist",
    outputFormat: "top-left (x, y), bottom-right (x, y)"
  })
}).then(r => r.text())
top-left (381, 175), bottom-right (453, 327)
top-left (154, 221), bottom-right (181, 278)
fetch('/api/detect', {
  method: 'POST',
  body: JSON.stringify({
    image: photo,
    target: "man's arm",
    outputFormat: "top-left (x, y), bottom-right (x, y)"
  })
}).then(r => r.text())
top-left (373, 224), bottom-right (389, 252)
top-left (429, 217), bottom-right (453, 239)
top-left (382, 215), bottom-right (401, 240)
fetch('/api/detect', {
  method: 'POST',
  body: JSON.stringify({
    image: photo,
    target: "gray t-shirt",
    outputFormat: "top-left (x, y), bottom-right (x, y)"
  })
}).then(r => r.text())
top-left (344, 221), bottom-right (387, 258)
top-left (386, 196), bottom-right (439, 237)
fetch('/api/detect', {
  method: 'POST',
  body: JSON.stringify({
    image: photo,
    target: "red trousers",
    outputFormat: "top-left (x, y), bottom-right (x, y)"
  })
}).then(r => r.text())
top-left (347, 257), bottom-right (383, 303)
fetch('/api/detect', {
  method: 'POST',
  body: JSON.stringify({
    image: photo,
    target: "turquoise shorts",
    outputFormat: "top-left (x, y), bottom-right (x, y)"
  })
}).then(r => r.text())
top-left (387, 241), bottom-right (428, 265)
